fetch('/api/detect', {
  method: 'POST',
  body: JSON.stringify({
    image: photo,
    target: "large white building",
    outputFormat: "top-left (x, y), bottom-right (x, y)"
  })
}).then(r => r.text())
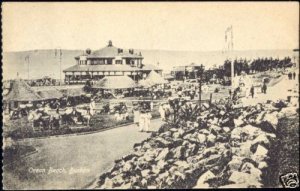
top-left (63, 41), bottom-right (162, 84)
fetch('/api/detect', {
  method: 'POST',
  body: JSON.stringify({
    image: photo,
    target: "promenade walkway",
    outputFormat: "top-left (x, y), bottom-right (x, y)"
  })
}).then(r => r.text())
top-left (3, 119), bottom-right (163, 190)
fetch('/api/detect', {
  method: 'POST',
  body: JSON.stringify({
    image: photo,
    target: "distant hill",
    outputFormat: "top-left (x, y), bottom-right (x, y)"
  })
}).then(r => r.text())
top-left (2, 49), bottom-right (295, 80)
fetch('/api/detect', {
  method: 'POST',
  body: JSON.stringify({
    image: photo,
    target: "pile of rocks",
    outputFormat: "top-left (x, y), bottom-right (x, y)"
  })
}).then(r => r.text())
top-left (96, 99), bottom-right (298, 189)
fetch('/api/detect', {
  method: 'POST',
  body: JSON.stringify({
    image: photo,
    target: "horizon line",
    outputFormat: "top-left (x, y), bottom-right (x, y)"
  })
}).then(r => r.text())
top-left (4, 48), bottom-right (297, 53)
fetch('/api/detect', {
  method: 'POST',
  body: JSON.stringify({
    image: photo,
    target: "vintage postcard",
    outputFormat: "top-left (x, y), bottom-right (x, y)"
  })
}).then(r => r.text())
top-left (2, 2), bottom-right (299, 189)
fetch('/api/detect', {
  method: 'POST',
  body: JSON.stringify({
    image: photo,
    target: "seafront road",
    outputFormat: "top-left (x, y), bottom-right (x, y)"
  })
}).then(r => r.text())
top-left (241, 75), bottom-right (298, 106)
top-left (3, 119), bottom-right (163, 190)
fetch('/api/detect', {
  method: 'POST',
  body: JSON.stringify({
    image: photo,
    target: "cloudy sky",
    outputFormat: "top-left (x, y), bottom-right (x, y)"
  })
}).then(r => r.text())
top-left (2, 2), bottom-right (299, 52)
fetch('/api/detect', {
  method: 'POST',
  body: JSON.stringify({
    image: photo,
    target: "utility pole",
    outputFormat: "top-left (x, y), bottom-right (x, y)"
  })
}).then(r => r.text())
top-left (59, 48), bottom-right (62, 86)
top-left (197, 64), bottom-right (204, 112)
top-left (25, 55), bottom-right (30, 80)
top-left (230, 26), bottom-right (235, 94)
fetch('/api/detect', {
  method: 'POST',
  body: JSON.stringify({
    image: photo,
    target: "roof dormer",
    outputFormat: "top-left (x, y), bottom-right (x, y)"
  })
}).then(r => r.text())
top-left (108, 40), bottom-right (113, 47)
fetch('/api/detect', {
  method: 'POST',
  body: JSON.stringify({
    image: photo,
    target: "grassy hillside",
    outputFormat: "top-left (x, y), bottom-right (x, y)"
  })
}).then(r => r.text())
top-left (2, 49), bottom-right (295, 80)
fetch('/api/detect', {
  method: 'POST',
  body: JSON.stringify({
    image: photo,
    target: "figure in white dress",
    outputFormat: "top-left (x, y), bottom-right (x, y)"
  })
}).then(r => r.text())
top-left (133, 107), bottom-right (140, 126)
top-left (89, 99), bottom-right (96, 116)
top-left (139, 111), bottom-right (145, 132)
top-left (159, 103), bottom-right (165, 121)
top-left (143, 110), bottom-right (152, 132)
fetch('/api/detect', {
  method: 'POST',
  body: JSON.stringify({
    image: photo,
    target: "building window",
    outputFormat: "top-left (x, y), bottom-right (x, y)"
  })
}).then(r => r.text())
top-left (116, 60), bottom-right (122, 65)
top-left (79, 60), bottom-right (87, 65)
top-left (107, 59), bottom-right (112, 65)
top-left (130, 60), bottom-right (135, 67)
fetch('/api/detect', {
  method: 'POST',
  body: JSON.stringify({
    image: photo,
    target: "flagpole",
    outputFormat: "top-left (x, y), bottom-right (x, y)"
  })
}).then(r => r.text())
top-left (228, 25), bottom-right (234, 96)
top-left (27, 55), bottom-right (30, 80)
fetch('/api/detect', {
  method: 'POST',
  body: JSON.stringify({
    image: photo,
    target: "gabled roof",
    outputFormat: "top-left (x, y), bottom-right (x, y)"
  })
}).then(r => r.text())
top-left (36, 88), bottom-right (64, 100)
top-left (61, 88), bottom-right (85, 97)
top-left (3, 79), bottom-right (43, 101)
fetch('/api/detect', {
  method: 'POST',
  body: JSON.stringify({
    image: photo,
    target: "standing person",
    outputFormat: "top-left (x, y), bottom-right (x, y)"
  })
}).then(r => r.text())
top-left (139, 110), bottom-right (145, 132)
top-left (150, 101), bottom-right (154, 111)
top-left (158, 103), bottom-right (165, 121)
top-left (229, 89), bottom-right (232, 98)
top-left (163, 103), bottom-right (171, 122)
top-left (250, 85), bottom-right (255, 98)
top-left (89, 98), bottom-right (96, 116)
top-left (133, 104), bottom-right (140, 127)
top-left (288, 72), bottom-right (292, 80)
top-left (144, 109), bottom-right (152, 132)
top-left (293, 72), bottom-right (296, 80)
top-left (262, 82), bottom-right (267, 94)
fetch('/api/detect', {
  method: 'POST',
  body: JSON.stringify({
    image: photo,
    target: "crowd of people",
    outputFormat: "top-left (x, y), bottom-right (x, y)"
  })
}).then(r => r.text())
top-left (6, 95), bottom-right (96, 131)
top-left (26, 99), bottom-right (96, 131)
top-left (27, 77), bottom-right (59, 87)
top-left (132, 101), bottom-right (156, 132)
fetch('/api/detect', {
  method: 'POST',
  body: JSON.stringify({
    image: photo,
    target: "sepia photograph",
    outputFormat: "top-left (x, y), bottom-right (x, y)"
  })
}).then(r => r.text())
top-left (1, 2), bottom-right (299, 189)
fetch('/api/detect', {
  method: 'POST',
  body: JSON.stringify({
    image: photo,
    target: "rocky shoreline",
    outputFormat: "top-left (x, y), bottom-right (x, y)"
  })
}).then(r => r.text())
top-left (95, 99), bottom-right (298, 189)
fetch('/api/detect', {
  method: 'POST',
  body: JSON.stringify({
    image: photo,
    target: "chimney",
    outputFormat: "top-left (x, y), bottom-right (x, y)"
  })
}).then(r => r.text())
top-left (118, 48), bottom-right (123, 54)
top-left (108, 40), bottom-right (113, 47)
top-left (86, 48), bottom-right (91, 55)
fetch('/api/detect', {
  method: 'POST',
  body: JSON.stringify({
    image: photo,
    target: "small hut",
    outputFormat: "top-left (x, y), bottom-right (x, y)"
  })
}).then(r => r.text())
top-left (92, 76), bottom-right (137, 89)
top-left (139, 70), bottom-right (168, 88)
top-left (61, 88), bottom-right (85, 97)
top-left (36, 88), bottom-right (64, 100)
top-left (3, 79), bottom-right (43, 112)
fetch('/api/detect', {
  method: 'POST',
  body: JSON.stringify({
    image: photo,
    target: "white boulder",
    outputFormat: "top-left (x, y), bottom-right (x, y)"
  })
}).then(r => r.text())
top-left (193, 170), bottom-right (216, 188)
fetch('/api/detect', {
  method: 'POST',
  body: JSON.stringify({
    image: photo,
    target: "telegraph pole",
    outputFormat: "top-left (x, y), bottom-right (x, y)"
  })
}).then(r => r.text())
top-left (59, 48), bottom-right (62, 86)
top-left (197, 64), bottom-right (204, 111)
top-left (25, 55), bottom-right (30, 80)
top-left (230, 26), bottom-right (235, 94)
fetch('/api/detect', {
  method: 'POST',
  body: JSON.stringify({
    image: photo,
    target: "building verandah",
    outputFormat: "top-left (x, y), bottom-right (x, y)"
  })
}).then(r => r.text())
top-left (64, 71), bottom-right (145, 84)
